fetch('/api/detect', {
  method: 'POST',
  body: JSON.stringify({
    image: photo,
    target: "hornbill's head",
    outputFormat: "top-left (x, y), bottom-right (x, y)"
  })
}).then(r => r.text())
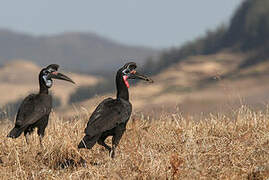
top-left (120, 62), bottom-right (153, 88)
top-left (39, 64), bottom-right (75, 88)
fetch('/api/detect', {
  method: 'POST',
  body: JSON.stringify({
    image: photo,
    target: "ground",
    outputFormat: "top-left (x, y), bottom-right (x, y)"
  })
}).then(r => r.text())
top-left (1, 105), bottom-right (269, 179)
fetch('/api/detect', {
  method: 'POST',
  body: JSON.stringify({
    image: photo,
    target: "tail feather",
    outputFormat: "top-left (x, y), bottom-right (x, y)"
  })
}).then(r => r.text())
top-left (7, 127), bottom-right (24, 138)
top-left (78, 135), bottom-right (99, 149)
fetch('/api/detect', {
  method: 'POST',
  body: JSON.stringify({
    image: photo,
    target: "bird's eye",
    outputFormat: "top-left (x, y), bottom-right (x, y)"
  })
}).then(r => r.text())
top-left (43, 70), bottom-right (50, 75)
top-left (123, 69), bottom-right (130, 74)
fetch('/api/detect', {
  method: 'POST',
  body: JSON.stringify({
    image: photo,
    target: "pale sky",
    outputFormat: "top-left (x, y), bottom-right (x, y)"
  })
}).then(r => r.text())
top-left (0, 0), bottom-right (243, 48)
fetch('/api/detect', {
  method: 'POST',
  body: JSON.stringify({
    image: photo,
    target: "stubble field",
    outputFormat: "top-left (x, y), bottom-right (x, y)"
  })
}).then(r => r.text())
top-left (0, 105), bottom-right (269, 179)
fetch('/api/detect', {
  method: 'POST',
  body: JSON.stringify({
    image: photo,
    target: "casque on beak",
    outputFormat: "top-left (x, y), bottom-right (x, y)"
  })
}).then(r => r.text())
top-left (128, 70), bottom-right (154, 83)
top-left (48, 71), bottom-right (75, 84)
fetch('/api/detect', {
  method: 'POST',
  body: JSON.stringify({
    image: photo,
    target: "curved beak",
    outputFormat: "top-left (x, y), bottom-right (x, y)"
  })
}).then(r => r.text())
top-left (49, 72), bottom-right (75, 84)
top-left (128, 70), bottom-right (154, 83)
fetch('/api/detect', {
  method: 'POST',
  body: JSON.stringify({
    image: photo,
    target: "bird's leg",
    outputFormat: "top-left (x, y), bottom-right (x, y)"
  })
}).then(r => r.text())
top-left (110, 144), bottom-right (116, 159)
top-left (97, 138), bottom-right (111, 152)
top-left (37, 115), bottom-right (48, 149)
top-left (25, 134), bottom-right (29, 145)
top-left (39, 135), bottom-right (44, 149)
top-left (110, 127), bottom-right (125, 158)
top-left (24, 131), bottom-right (30, 145)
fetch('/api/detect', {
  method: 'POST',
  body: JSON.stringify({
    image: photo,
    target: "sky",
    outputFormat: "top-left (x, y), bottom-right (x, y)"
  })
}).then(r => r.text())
top-left (0, 0), bottom-right (243, 48)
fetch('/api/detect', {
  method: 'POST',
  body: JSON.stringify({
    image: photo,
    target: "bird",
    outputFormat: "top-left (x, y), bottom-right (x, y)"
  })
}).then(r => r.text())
top-left (78, 62), bottom-right (153, 158)
top-left (7, 64), bottom-right (75, 147)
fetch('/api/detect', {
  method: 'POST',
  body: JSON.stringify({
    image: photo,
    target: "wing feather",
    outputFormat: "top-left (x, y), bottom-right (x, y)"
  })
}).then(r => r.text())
top-left (84, 98), bottom-right (131, 137)
top-left (15, 94), bottom-right (52, 128)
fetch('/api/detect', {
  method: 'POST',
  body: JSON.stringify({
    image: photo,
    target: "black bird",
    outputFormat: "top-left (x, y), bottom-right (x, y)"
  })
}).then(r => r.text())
top-left (7, 64), bottom-right (75, 146)
top-left (78, 62), bottom-right (153, 158)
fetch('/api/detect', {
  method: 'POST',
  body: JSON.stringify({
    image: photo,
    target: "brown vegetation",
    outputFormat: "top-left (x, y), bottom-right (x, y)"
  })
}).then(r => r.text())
top-left (1, 105), bottom-right (269, 179)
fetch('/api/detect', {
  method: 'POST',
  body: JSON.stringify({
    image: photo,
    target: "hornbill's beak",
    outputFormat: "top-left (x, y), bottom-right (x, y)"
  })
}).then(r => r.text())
top-left (128, 70), bottom-right (154, 83)
top-left (49, 72), bottom-right (75, 84)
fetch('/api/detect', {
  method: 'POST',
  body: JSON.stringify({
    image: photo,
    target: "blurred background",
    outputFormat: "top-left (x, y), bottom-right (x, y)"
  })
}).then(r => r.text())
top-left (1, 0), bottom-right (269, 120)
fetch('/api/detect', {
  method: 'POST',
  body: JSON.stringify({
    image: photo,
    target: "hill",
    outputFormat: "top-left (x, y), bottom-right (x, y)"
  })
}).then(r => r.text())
top-left (0, 60), bottom-right (101, 108)
top-left (102, 0), bottom-right (269, 118)
top-left (144, 0), bottom-right (269, 75)
top-left (0, 29), bottom-right (158, 73)
top-left (58, 50), bottom-right (269, 119)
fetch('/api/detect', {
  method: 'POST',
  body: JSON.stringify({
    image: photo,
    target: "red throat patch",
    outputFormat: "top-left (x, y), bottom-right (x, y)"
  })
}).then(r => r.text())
top-left (123, 75), bottom-right (130, 88)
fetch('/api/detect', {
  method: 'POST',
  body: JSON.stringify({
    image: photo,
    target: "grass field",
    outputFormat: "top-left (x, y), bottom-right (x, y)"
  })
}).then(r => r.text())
top-left (0, 105), bottom-right (269, 179)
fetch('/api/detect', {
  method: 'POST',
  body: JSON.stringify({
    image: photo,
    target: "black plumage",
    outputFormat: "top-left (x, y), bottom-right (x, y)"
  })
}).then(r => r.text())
top-left (78, 62), bottom-right (153, 158)
top-left (7, 64), bottom-right (75, 146)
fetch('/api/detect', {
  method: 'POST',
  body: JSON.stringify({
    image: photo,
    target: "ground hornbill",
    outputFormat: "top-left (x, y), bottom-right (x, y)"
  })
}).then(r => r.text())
top-left (7, 64), bottom-right (75, 146)
top-left (78, 62), bottom-right (153, 158)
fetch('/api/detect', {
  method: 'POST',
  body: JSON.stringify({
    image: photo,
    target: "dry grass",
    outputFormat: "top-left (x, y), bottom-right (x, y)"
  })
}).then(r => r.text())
top-left (1, 106), bottom-right (269, 179)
